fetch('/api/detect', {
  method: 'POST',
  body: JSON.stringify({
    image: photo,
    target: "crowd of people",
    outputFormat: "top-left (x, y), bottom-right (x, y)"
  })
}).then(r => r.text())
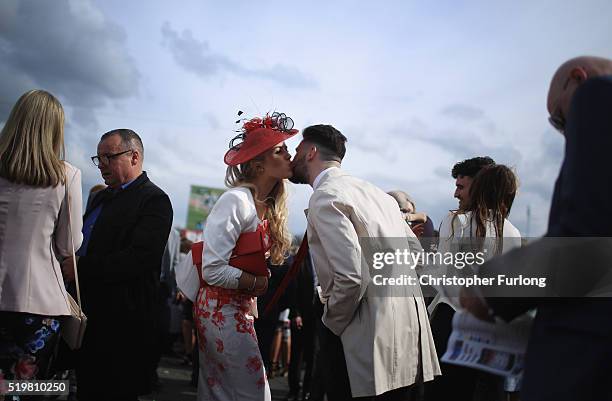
top-left (0, 54), bottom-right (611, 401)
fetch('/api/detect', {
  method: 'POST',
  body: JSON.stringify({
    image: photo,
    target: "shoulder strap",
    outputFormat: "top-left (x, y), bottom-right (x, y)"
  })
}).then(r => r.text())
top-left (64, 175), bottom-right (83, 310)
top-left (191, 241), bottom-right (206, 287)
top-left (192, 241), bottom-right (204, 267)
top-left (263, 234), bottom-right (309, 317)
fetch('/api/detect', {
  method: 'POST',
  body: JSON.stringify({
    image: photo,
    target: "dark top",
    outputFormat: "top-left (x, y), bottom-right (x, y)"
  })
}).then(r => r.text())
top-left (288, 251), bottom-right (316, 322)
top-left (257, 259), bottom-right (291, 322)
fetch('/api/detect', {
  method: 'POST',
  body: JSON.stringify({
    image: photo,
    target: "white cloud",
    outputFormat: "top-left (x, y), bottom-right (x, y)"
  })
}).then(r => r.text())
top-left (161, 22), bottom-right (316, 89)
top-left (2, 0), bottom-right (611, 237)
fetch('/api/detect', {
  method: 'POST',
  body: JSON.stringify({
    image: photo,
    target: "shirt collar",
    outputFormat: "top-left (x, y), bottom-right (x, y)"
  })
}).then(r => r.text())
top-left (313, 167), bottom-right (337, 190)
top-left (121, 177), bottom-right (137, 190)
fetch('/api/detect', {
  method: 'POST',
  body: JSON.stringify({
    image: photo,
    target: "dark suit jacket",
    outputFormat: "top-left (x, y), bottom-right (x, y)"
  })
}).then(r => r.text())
top-left (288, 252), bottom-right (316, 322)
top-left (485, 76), bottom-right (612, 401)
top-left (488, 76), bottom-right (612, 323)
top-left (547, 75), bottom-right (612, 237)
top-left (535, 76), bottom-right (612, 336)
top-left (76, 172), bottom-right (173, 396)
top-left (257, 259), bottom-right (291, 322)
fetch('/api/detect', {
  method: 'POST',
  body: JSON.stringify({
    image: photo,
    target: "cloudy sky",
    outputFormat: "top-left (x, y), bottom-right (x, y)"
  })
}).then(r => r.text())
top-left (1, 0), bottom-right (611, 237)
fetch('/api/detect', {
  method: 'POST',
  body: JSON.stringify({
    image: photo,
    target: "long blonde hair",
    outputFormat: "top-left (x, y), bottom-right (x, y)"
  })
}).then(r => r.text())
top-left (0, 90), bottom-right (66, 187)
top-left (225, 158), bottom-right (292, 265)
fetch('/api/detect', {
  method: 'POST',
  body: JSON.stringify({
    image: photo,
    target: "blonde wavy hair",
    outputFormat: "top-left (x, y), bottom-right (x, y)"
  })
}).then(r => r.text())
top-left (225, 157), bottom-right (292, 265)
top-left (0, 90), bottom-right (66, 187)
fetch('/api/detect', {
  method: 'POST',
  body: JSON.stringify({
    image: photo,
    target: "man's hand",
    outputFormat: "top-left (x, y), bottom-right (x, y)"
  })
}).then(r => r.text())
top-left (61, 256), bottom-right (76, 282)
top-left (292, 316), bottom-right (303, 330)
top-left (460, 287), bottom-right (494, 322)
top-left (404, 211), bottom-right (427, 224)
top-left (411, 223), bottom-right (425, 237)
top-left (175, 291), bottom-right (186, 303)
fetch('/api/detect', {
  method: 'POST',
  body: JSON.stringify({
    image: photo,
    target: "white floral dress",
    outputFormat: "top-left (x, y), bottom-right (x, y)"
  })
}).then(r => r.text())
top-left (195, 215), bottom-right (271, 401)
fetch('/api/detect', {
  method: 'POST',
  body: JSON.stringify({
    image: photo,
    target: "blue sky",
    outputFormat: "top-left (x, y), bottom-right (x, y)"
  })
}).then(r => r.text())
top-left (1, 0), bottom-right (611, 236)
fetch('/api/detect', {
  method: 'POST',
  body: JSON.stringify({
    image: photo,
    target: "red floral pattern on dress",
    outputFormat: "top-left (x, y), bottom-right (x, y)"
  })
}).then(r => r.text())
top-left (246, 356), bottom-right (262, 374)
top-left (215, 338), bottom-right (224, 353)
top-left (194, 222), bottom-right (272, 398)
top-left (207, 376), bottom-right (221, 388)
top-left (197, 331), bottom-right (207, 352)
top-left (195, 290), bottom-right (208, 352)
top-left (234, 311), bottom-right (254, 336)
top-left (211, 309), bottom-right (225, 327)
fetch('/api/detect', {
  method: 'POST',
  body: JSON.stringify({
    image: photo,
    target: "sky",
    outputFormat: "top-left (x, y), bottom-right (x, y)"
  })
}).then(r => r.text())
top-left (1, 0), bottom-right (611, 237)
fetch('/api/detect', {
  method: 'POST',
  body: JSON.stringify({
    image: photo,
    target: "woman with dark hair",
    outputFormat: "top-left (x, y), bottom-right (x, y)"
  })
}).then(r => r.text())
top-left (428, 164), bottom-right (522, 401)
top-left (462, 164), bottom-right (520, 253)
top-left (437, 164), bottom-right (521, 264)
top-left (0, 90), bottom-right (83, 382)
top-left (194, 113), bottom-right (296, 401)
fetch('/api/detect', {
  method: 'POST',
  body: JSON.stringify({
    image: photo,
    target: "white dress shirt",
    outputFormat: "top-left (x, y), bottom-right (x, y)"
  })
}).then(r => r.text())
top-left (430, 211), bottom-right (522, 313)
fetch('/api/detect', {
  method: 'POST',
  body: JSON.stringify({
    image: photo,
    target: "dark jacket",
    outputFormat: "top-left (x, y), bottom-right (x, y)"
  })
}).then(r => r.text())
top-left (76, 172), bottom-right (173, 397)
top-left (288, 252), bottom-right (316, 322)
top-left (257, 259), bottom-right (291, 322)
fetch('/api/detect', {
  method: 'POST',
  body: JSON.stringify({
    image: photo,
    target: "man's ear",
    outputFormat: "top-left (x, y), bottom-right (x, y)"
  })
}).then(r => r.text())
top-left (131, 150), bottom-right (140, 166)
top-left (571, 67), bottom-right (588, 83)
top-left (306, 145), bottom-right (317, 161)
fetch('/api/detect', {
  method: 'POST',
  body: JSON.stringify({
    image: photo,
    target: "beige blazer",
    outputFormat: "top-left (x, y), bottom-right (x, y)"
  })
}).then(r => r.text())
top-left (306, 168), bottom-right (440, 397)
top-left (0, 161), bottom-right (83, 316)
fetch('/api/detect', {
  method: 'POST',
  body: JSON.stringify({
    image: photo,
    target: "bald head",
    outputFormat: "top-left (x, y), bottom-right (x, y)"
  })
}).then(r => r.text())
top-left (547, 56), bottom-right (612, 130)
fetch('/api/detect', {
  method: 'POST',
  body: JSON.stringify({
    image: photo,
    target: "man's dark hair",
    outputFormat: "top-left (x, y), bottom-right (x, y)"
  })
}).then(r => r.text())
top-left (451, 156), bottom-right (495, 178)
top-left (101, 128), bottom-right (144, 157)
top-left (302, 124), bottom-right (347, 162)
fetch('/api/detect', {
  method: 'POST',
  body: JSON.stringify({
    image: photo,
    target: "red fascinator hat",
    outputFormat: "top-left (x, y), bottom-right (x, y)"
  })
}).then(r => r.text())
top-left (224, 112), bottom-right (299, 166)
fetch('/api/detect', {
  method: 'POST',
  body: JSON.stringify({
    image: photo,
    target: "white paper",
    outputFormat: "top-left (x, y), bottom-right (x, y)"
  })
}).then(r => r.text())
top-left (441, 310), bottom-right (533, 379)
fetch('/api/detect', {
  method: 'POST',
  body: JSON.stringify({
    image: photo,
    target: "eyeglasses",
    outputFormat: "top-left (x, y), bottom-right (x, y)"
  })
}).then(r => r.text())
top-left (548, 114), bottom-right (566, 133)
top-left (547, 76), bottom-right (572, 134)
top-left (91, 149), bottom-right (133, 166)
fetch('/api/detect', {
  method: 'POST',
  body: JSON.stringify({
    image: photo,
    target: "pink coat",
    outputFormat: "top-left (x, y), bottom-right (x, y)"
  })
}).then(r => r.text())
top-left (0, 162), bottom-right (83, 316)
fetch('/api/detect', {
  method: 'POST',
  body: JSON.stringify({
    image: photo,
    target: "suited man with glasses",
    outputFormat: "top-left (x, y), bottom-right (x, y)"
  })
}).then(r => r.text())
top-left (76, 129), bottom-right (173, 401)
top-left (462, 56), bottom-right (612, 401)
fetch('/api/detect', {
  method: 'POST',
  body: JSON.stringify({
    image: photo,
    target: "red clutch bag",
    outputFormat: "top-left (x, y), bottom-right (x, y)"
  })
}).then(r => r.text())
top-left (191, 230), bottom-right (268, 279)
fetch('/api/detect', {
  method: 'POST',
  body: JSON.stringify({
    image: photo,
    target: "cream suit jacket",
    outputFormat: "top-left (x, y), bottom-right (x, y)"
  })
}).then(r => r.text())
top-left (306, 168), bottom-right (440, 397)
top-left (0, 162), bottom-right (83, 316)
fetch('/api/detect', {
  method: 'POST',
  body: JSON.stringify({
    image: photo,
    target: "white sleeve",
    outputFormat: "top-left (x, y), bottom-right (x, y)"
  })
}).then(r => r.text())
top-left (161, 229), bottom-right (180, 274)
top-left (502, 219), bottom-right (522, 254)
top-left (202, 189), bottom-right (254, 289)
top-left (54, 165), bottom-right (83, 258)
top-left (436, 212), bottom-right (456, 255)
top-left (428, 212), bottom-right (459, 313)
